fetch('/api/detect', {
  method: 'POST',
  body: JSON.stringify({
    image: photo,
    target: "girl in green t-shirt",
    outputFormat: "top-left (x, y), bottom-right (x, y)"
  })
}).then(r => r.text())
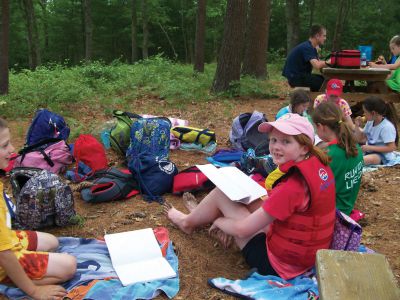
top-left (312, 102), bottom-right (364, 215)
top-left (369, 35), bottom-right (400, 92)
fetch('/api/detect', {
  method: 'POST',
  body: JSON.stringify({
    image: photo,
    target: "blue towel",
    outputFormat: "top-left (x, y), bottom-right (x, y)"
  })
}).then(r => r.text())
top-left (209, 272), bottom-right (319, 300)
top-left (0, 237), bottom-right (179, 300)
top-left (209, 245), bottom-right (374, 300)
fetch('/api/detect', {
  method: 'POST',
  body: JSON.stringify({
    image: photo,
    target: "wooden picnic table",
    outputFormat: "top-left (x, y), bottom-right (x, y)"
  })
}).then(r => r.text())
top-left (320, 67), bottom-right (391, 94)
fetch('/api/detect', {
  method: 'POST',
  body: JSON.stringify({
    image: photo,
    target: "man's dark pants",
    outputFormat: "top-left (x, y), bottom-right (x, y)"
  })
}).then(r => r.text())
top-left (288, 74), bottom-right (325, 92)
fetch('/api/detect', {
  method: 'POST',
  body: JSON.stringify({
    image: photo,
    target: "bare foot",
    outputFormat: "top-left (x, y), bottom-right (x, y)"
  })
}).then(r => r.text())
top-left (163, 202), bottom-right (193, 234)
top-left (183, 192), bottom-right (198, 212)
top-left (209, 225), bottom-right (233, 249)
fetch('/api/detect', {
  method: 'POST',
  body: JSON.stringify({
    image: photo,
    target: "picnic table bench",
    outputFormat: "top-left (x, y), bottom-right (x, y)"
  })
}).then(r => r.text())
top-left (321, 67), bottom-right (391, 94)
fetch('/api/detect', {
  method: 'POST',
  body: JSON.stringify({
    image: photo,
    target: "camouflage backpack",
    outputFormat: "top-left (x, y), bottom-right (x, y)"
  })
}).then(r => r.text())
top-left (9, 167), bottom-right (76, 230)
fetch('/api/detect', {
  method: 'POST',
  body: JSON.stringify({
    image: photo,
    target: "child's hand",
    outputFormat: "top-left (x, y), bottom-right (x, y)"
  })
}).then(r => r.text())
top-left (31, 284), bottom-right (67, 300)
top-left (361, 144), bottom-right (370, 152)
top-left (354, 116), bottom-right (363, 127)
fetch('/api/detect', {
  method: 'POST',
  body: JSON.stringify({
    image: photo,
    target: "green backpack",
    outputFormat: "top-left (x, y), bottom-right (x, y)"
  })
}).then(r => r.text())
top-left (110, 111), bottom-right (142, 155)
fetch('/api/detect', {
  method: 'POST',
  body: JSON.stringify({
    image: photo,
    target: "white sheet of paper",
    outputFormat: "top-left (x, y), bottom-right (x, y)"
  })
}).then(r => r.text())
top-left (196, 164), bottom-right (267, 204)
top-left (105, 228), bottom-right (176, 286)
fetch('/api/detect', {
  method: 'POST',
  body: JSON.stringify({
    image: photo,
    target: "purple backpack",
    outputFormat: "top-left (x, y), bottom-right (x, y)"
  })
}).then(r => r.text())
top-left (330, 209), bottom-right (362, 251)
top-left (229, 111), bottom-right (269, 155)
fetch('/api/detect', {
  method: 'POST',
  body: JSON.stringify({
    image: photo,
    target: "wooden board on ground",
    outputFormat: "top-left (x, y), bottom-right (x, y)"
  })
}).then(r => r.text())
top-left (316, 249), bottom-right (400, 300)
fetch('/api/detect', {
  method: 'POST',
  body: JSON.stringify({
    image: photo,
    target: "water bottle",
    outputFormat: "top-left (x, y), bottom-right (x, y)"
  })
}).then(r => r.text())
top-left (361, 53), bottom-right (367, 67)
top-left (100, 120), bottom-right (116, 149)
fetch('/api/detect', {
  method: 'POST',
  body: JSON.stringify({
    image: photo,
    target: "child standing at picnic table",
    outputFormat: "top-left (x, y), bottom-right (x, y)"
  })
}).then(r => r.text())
top-left (0, 118), bottom-right (76, 300)
top-left (313, 79), bottom-right (355, 130)
top-left (354, 96), bottom-right (399, 166)
top-left (165, 114), bottom-right (336, 279)
top-left (369, 35), bottom-right (400, 93)
top-left (312, 102), bottom-right (363, 215)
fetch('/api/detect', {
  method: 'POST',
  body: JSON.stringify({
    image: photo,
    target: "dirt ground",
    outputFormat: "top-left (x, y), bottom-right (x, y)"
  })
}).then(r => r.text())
top-left (1, 91), bottom-right (400, 299)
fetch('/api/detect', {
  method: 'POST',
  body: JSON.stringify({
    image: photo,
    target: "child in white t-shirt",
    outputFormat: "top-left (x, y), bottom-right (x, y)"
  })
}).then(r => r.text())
top-left (354, 96), bottom-right (399, 165)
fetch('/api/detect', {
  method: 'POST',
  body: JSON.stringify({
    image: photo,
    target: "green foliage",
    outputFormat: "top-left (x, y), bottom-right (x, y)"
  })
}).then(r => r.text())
top-left (69, 214), bottom-right (86, 228)
top-left (0, 57), bottom-right (280, 118)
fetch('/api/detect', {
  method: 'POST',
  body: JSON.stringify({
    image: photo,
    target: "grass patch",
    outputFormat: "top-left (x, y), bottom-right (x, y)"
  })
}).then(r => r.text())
top-left (1, 56), bottom-right (282, 118)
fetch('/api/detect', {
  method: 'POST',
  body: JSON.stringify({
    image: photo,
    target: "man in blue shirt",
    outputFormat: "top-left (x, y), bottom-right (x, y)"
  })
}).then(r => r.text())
top-left (282, 25), bottom-right (328, 92)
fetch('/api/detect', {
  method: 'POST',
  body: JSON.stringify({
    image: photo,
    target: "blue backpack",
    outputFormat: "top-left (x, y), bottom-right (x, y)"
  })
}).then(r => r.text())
top-left (126, 117), bottom-right (172, 161)
top-left (26, 109), bottom-right (70, 146)
top-left (128, 152), bottom-right (177, 203)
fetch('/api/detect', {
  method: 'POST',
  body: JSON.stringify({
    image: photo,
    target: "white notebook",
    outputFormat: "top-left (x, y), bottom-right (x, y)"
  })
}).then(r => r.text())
top-left (196, 164), bottom-right (267, 204)
top-left (104, 228), bottom-right (176, 286)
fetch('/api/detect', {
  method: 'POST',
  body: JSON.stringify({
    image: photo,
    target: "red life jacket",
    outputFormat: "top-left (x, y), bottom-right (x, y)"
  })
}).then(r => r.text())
top-left (267, 156), bottom-right (336, 269)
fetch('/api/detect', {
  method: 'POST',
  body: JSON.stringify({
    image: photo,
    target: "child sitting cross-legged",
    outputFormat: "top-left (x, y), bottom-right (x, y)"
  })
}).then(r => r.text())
top-left (354, 96), bottom-right (399, 166)
top-left (164, 114), bottom-right (336, 279)
top-left (312, 102), bottom-right (364, 215)
top-left (0, 117), bottom-right (77, 300)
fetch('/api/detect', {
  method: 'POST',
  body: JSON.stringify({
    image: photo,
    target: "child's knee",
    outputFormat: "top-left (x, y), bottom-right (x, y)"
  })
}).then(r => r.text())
top-left (61, 255), bottom-right (77, 281)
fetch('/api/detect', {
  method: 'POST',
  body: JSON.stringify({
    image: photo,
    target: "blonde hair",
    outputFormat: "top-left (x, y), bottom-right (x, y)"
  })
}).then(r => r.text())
top-left (390, 35), bottom-right (400, 46)
top-left (293, 133), bottom-right (331, 165)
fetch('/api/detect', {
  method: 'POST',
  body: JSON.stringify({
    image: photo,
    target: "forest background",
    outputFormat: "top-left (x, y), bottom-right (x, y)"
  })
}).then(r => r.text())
top-left (0, 0), bottom-right (399, 117)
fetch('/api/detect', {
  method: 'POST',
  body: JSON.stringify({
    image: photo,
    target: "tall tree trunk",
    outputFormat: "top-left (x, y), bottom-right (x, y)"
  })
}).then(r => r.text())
top-left (242, 0), bottom-right (270, 79)
top-left (83, 0), bottom-right (92, 61)
top-left (131, 0), bottom-right (138, 62)
top-left (141, 0), bottom-right (149, 59)
top-left (157, 22), bottom-right (177, 58)
top-left (308, 0), bottom-right (315, 28)
top-left (285, 0), bottom-right (300, 53)
top-left (180, 0), bottom-right (188, 62)
top-left (38, 0), bottom-right (49, 59)
top-left (22, 0), bottom-right (41, 69)
top-left (211, 0), bottom-right (247, 93)
top-left (264, 0), bottom-right (272, 77)
top-left (0, 0), bottom-right (9, 95)
top-left (194, 0), bottom-right (206, 72)
top-left (332, 0), bottom-right (350, 51)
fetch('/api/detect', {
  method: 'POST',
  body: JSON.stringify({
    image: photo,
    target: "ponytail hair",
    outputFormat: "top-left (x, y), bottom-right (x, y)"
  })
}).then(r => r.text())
top-left (293, 133), bottom-right (331, 166)
top-left (363, 96), bottom-right (399, 146)
top-left (0, 118), bottom-right (8, 130)
top-left (312, 102), bottom-right (359, 157)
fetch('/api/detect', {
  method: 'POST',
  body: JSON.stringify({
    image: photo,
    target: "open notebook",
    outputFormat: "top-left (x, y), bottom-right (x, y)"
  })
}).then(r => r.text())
top-left (196, 164), bottom-right (267, 204)
top-left (104, 228), bottom-right (176, 286)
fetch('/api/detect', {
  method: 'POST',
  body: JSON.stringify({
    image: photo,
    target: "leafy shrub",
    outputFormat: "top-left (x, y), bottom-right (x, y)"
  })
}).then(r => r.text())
top-left (0, 56), bottom-right (282, 118)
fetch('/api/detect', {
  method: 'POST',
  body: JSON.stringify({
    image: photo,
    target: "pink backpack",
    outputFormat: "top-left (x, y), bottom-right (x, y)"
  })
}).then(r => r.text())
top-left (14, 140), bottom-right (72, 174)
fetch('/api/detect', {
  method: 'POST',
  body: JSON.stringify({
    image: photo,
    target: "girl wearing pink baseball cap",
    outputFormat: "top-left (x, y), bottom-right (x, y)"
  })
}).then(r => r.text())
top-left (164, 113), bottom-right (336, 280)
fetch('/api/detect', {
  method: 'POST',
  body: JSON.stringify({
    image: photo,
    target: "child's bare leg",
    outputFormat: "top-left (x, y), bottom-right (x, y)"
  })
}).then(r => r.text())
top-left (36, 232), bottom-right (59, 252)
top-left (165, 187), bottom-right (251, 235)
top-left (363, 154), bottom-right (382, 165)
top-left (34, 253), bottom-right (76, 285)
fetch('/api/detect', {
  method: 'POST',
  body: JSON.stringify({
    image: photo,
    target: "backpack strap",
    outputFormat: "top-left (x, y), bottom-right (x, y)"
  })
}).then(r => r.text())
top-left (17, 138), bottom-right (63, 166)
top-left (194, 129), bottom-right (215, 144)
top-left (131, 153), bottom-right (164, 204)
